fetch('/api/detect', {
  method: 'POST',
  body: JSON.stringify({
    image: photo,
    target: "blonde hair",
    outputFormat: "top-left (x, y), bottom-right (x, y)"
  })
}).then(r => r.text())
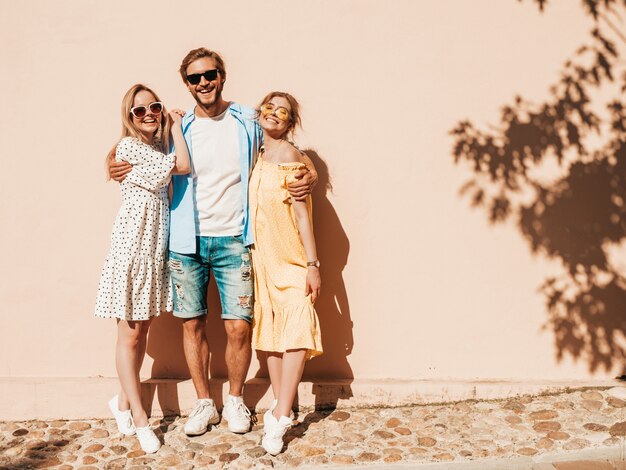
top-left (257, 91), bottom-right (302, 140)
top-left (106, 84), bottom-right (171, 178)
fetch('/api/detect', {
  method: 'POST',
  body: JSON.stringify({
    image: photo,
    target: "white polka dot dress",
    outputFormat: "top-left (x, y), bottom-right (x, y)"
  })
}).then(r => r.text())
top-left (95, 137), bottom-right (175, 321)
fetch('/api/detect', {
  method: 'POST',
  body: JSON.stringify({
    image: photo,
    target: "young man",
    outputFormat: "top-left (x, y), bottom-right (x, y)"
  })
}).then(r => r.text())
top-left (109, 48), bottom-right (316, 436)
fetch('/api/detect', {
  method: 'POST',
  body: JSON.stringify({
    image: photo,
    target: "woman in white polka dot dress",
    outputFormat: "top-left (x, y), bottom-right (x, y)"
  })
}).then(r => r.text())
top-left (95, 84), bottom-right (190, 453)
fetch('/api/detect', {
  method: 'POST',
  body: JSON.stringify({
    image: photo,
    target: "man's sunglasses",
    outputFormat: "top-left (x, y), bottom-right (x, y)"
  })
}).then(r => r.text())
top-left (186, 69), bottom-right (219, 85)
top-left (130, 101), bottom-right (163, 119)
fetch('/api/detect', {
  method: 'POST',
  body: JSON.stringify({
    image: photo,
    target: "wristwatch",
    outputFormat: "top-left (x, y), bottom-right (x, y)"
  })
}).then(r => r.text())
top-left (307, 260), bottom-right (321, 268)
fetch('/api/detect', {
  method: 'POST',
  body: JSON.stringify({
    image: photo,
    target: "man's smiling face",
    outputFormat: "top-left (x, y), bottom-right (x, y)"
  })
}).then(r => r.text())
top-left (185, 57), bottom-right (225, 108)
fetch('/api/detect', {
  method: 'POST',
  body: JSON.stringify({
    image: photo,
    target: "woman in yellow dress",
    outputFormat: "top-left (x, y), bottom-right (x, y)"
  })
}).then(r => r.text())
top-left (249, 92), bottom-right (323, 455)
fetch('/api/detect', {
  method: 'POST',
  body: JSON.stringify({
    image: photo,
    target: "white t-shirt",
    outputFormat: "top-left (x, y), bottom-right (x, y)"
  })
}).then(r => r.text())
top-left (189, 109), bottom-right (244, 236)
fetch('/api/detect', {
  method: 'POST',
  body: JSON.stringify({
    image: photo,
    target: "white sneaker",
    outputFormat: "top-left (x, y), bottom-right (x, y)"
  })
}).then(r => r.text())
top-left (262, 410), bottom-right (291, 455)
top-left (135, 425), bottom-right (161, 453)
top-left (270, 399), bottom-right (295, 421)
top-left (184, 398), bottom-right (220, 436)
top-left (222, 395), bottom-right (251, 434)
top-left (108, 395), bottom-right (135, 436)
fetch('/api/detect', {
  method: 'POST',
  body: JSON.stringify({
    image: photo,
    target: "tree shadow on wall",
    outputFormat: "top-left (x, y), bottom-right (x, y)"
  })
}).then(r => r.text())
top-left (450, 0), bottom-right (626, 374)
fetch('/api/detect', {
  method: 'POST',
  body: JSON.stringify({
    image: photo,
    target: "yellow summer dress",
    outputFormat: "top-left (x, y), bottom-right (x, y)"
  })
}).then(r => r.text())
top-left (249, 153), bottom-right (323, 360)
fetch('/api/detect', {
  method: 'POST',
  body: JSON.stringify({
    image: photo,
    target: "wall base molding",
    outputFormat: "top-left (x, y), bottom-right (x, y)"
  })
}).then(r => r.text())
top-left (1, 377), bottom-right (620, 421)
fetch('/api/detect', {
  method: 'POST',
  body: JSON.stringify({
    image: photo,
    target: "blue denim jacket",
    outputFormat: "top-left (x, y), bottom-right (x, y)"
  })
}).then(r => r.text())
top-left (169, 102), bottom-right (262, 253)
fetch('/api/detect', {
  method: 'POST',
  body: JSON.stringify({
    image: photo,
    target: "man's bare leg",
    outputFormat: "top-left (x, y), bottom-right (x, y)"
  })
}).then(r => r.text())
top-left (182, 315), bottom-right (211, 399)
top-left (220, 319), bottom-right (253, 433)
top-left (224, 319), bottom-right (252, 396)
top-left (181, 315), bottom-right (220, 436)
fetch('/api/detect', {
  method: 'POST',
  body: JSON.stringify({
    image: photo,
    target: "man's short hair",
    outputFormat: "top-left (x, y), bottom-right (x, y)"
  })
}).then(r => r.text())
top-left (179, 48), bottom-right (226, 83)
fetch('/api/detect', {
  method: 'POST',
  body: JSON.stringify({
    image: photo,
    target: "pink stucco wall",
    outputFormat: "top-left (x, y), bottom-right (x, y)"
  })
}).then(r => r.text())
top-left (1, 0), bottom-right (620, 393)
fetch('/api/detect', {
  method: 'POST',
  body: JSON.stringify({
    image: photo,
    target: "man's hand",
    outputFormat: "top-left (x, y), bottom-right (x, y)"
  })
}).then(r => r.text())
top-left (288, 168), bottom-right (318, 201)
top-left (109, 159), bottom-right (132, 182)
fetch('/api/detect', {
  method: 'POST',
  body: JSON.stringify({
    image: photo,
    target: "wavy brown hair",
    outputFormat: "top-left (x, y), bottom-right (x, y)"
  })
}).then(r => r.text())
top-left (257, 91), bottom-right (302, 140)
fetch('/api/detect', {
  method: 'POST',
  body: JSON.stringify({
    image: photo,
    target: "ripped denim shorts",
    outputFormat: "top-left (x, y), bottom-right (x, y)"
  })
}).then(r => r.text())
top-left (168, 235), bottom-right (253, 322)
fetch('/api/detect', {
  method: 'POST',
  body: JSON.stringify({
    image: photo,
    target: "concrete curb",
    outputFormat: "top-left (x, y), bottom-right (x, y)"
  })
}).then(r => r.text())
top-left (0, 377), bottom-right (621, 420)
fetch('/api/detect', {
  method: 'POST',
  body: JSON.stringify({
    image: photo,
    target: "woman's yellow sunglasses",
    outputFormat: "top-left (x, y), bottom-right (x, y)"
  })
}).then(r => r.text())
top-left (260, 103), bottom-right (291, 122)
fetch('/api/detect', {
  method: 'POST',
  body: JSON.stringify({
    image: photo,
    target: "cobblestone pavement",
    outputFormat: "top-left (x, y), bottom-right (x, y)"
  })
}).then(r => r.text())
top-left (2, 387), bottom-right (626, 469)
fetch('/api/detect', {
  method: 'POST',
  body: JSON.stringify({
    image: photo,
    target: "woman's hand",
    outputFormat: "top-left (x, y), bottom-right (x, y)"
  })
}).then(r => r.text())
top-left (305, 267), bottom-right (321, 303)
top-left (169, 108), bottom-right (185, 125)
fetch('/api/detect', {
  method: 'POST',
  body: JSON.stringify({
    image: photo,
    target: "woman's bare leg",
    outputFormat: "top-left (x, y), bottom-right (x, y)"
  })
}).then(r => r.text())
top-left (118, 329), bottom-right (148, 411)
top-left (266, 352), bottom-right (283, 400)
top-left (116, 318), bottom-right (152, 427)
top-left (273, 349), bottom-right (306, 419)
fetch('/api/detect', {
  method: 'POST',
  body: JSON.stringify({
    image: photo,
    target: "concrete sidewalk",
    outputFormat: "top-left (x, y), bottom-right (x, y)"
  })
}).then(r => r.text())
top-left (314, 447), bottom-right (626, 469)
top-left (2, 387), bottom-right (626, 469)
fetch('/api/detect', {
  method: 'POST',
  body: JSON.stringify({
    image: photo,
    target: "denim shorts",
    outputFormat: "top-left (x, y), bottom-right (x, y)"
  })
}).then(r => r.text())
top-left (168, 235), bottom-right (253, 322)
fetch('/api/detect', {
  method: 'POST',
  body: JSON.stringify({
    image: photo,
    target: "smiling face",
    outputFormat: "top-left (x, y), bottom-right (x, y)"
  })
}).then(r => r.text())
top-left (130, 90), bottom-right (162, 142)
top-left (185, 57), bottom-right (225, 111)
top-left (259, 95), bottom-right (293, 139)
